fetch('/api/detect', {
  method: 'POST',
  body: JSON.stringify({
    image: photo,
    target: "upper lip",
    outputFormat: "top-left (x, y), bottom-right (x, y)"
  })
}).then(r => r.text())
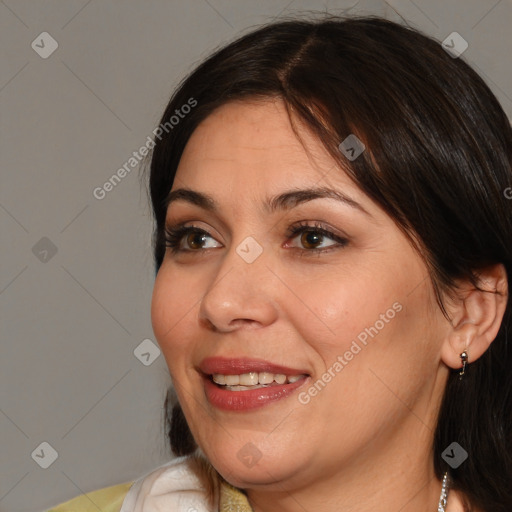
top-left (199, 357), bottom-right (309, 376)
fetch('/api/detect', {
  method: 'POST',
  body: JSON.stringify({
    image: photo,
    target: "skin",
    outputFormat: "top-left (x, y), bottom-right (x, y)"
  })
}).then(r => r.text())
top-left (151, 98), bottom-right (507, 512)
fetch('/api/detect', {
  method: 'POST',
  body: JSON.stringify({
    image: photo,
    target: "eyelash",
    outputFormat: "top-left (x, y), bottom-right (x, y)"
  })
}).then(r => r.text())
top-left (164, 221), bottom-right (348, 255)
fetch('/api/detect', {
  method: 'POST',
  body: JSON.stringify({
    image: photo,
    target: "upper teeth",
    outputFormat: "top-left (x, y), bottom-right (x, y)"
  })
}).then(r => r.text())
top-left (213, 372), bottom-right (304, 386)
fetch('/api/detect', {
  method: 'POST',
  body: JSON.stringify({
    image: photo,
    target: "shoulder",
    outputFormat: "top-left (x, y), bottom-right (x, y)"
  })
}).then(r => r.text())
top-left (46, 481), bottom-right (133, 512)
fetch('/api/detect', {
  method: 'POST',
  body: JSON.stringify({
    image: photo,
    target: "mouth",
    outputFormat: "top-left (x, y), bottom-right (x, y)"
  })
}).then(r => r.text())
top-left (210, 372), bottom-right (306, 391)
top-left (199, 357), bottom-right (310, 410)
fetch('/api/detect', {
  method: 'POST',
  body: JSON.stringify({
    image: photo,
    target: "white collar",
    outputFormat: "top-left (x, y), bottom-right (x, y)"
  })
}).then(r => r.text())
top-left (120, 455), bottom-right (218, 512)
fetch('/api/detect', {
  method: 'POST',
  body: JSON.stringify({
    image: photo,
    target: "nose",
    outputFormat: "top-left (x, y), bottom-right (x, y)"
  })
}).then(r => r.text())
top-left (198, 244), bottom-right (279, 333)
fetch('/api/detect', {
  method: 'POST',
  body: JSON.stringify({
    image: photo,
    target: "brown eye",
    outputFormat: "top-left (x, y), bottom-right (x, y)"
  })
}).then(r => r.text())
top-left (300, 230), bottom-right (324, 249)
top-left (164, 225), bottom-right (222, 253)
top-left (285, 223), bottom-right (347, 252)
top-left (186, 232), bottom-right (208, 250)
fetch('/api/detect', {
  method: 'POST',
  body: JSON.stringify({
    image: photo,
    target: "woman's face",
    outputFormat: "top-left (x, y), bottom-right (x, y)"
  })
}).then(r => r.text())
top-left (151, 98), bottom-right (450, 490)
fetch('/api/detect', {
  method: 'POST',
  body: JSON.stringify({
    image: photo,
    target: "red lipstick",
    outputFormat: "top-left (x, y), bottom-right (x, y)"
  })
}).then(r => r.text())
top-left (199, 357), bottom-right (310, 411)
top-left (200, 357), bottom-right (308, 376)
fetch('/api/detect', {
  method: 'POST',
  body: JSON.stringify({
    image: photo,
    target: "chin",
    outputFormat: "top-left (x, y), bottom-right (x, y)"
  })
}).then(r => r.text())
top-left (218, 461), bottom-right (294, 489)
top-left (203, 440), bottom-right (308, 489)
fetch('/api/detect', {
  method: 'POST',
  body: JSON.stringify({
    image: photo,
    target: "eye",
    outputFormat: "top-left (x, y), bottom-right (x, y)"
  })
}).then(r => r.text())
top-left (285, 222), bottom-right (348, 252)
top-left (164, 221), bottom-right (348, 255)
top-left (164, 225), bottom-right (222, 253)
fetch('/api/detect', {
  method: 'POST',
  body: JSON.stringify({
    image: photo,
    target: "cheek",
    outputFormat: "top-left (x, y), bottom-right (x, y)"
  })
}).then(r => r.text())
top-left (289, 274), bottom-right (440, 440)
top-left (286, 255), bottom-right (436, 376)
top-left (151, 272), bottom-right (173, 347)
top-left (150, 266), bottom-right (198, 370)
top-left (288, 266), bottom-right (400, 351)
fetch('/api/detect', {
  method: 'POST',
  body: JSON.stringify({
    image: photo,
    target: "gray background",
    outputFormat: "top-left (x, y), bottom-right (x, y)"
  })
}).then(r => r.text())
top-left (1, 1), bottom-right (510, 511)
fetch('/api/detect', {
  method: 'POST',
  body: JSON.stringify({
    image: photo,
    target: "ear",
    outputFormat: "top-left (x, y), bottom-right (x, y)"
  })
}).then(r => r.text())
top-left (440, 263), bottom-right (508, 370)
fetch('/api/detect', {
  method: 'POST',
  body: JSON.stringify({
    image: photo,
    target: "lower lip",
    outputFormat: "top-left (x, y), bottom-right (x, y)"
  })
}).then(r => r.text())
top-left (203, 375), bottom-right (309, 411)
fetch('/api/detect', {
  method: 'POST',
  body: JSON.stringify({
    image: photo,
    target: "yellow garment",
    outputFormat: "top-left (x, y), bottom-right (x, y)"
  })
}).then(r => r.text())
top-left (47, 478), bottom-right (253, 511)
top-left (219, 481), bottom-right (253, 511)
top-left (47, 482), bottom-right (133, 512)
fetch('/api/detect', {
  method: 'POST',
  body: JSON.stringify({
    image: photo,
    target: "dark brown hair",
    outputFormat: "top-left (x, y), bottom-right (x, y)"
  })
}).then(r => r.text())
top-left (147, 15), bottom-right (512, 511)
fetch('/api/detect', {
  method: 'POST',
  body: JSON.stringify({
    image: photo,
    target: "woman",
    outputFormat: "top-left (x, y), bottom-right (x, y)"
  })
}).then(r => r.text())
top-left (49, 15), bottom-right (511, 512)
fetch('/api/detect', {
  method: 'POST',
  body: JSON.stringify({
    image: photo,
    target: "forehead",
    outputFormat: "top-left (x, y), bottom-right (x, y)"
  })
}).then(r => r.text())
top-left (182, 98), bottom-right (305, 155)
top-left (173, 98), bottom-right (359, 197)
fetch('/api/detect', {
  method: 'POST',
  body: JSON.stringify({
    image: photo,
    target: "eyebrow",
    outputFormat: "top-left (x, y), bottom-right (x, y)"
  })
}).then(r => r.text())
top-left (165, 186), bottom-right (371, 216)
